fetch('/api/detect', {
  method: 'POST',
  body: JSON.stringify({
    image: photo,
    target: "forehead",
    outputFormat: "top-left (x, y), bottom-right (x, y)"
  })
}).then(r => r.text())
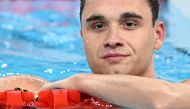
top-left (82, 0), bottom-right (151, 22)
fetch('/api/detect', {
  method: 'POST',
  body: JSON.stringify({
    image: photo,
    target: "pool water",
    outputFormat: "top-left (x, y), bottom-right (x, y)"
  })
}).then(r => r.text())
top-left (0, 0), bottom-right (189, 82)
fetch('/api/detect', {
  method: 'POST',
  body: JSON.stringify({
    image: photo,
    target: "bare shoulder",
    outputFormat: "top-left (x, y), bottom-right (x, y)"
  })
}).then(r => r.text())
top-left (181, 79), bottom-right (190, 85)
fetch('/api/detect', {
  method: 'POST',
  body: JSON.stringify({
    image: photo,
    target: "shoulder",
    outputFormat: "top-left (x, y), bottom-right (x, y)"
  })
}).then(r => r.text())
top-left (181, 79), bottom-right (190, 85)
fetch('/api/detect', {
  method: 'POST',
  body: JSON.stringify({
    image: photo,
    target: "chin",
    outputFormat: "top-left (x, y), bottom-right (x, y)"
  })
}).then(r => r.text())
top-left (93, 63), bottom-right (132, 75)
top-left (101, 68), bottom-right (128, 75)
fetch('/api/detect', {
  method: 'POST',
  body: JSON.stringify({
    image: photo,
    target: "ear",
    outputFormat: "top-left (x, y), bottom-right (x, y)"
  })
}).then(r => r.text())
top-left (154, 20), bottom-right (166, 50)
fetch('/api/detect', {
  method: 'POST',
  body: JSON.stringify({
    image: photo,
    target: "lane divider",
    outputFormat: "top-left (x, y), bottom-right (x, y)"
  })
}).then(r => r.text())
top-left (0, 89), bottom-right (120, 109)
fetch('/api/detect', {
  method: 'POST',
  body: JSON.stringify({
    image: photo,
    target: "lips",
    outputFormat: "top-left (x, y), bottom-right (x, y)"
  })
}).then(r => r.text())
top-left (103, 53), bottom-right (128, 58)
top-left (102, 53), bottom-right (130, 63)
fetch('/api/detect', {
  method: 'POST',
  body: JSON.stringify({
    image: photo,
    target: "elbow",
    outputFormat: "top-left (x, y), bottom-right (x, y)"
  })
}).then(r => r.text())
top-left (150, 98), bottom-right (175, 109)
top-left (145, 86), bottom-right (178, 109)
top-left (150, 91), bottom-right (190, 109)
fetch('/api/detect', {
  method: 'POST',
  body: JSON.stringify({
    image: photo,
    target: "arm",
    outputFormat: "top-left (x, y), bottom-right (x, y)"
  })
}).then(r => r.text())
top-left (0, 75), bottom-right (48, 92)
top-left (40, 74), bottom-right (190, 109)
top-left (182, 79), bottom-right (190, 85)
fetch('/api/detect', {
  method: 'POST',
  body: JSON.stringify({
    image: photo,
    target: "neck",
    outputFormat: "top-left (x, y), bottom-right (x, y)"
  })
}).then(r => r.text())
top-left (141, 57), bottom-right (156, 78)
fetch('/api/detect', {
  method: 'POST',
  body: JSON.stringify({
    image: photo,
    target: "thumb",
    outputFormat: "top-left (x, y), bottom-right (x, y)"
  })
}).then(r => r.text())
top-left (39, 76), bottom-right (79, 92)
top-left (38, 82), bottom-right (63, 91)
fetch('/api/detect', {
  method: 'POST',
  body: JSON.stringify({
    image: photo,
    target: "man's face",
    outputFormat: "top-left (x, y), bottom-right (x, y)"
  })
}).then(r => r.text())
top-left (81, 0), bottom-right (164, 76)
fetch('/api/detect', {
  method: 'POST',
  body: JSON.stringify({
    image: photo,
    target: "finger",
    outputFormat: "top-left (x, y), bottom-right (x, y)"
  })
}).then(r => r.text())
top-left (39, 83), bottom-right (54, 91)
top-left (39, 82), bottom-right (63, 91)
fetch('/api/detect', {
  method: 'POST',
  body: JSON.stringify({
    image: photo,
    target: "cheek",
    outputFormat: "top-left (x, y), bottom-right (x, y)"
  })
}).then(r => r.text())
top-left (141, 28), bottom-right (154, 47)
top-left (83, 37), bottom-right (98, 59)
top-left (82, 32), bottom-right (103, 57)
top-left (144, 32), bottom-right (155, 52)
top-left (129, 30), bottom-right (155, 58)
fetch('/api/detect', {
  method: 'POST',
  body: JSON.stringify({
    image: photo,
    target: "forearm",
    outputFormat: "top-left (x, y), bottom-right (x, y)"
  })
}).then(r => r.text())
top-left (74, 74), bottom-right (190, 109)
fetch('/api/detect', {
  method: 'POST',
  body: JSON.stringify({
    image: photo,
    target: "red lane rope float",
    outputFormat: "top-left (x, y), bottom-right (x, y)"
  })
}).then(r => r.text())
top-left (0, 89), bottom-right (120, 109)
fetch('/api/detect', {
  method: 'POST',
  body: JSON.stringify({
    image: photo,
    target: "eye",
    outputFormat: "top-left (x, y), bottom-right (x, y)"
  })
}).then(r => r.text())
top-left (122, 21), bottom-right (137, 30)
top-left (91, 22), bottom-right (107, 32)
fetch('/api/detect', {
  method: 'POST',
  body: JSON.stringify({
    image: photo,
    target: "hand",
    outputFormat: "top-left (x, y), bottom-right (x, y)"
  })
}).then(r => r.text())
top-left (39, 74), bottom-right (83, 91)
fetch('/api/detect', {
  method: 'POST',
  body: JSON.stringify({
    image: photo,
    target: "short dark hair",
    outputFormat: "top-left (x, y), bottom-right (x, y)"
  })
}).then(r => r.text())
top-left (79, 0), bottom-right (160, 26)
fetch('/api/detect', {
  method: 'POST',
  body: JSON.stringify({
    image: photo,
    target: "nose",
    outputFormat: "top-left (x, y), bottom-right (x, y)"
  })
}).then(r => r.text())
top-left (104, 29), bottom-right (124, 49)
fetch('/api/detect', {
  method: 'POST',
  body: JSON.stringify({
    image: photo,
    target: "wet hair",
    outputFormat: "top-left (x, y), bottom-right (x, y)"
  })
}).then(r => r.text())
top-left (79, 0), bottom-right (160, 26)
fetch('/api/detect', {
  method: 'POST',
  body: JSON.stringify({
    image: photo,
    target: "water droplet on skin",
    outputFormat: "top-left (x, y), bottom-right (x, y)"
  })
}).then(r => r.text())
top-left (93, 85), bottom-right (97, 90)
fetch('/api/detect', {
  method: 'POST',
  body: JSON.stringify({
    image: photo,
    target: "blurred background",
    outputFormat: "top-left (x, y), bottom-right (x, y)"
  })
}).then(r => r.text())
top-left (0, 0), bottom-right (189, 82)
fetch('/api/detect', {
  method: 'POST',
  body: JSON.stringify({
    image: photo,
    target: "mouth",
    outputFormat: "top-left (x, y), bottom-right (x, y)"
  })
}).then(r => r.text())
top-left (102, 53), bottom-right (130, 63)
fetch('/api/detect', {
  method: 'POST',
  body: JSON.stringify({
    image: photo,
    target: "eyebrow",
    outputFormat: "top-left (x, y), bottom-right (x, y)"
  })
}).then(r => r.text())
top-left (86, 15), bottom-right (106, 23)
top-left (85, 12), bottom-right (143, 23)
top-left (120, 12), bottom-right (143, 20)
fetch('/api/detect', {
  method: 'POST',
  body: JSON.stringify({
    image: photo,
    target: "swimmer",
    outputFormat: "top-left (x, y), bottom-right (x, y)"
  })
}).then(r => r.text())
top-left (40, 0), bottom-right (190, 109)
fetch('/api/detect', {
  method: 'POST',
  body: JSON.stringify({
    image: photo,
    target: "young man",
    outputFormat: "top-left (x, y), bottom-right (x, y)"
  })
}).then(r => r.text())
top-left (40, 0), bottom-right (190, 108)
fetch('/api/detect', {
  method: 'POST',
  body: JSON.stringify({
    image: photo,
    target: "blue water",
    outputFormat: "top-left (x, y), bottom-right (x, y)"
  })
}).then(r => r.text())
top-left (0, 1), bottom-right (189, 82)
